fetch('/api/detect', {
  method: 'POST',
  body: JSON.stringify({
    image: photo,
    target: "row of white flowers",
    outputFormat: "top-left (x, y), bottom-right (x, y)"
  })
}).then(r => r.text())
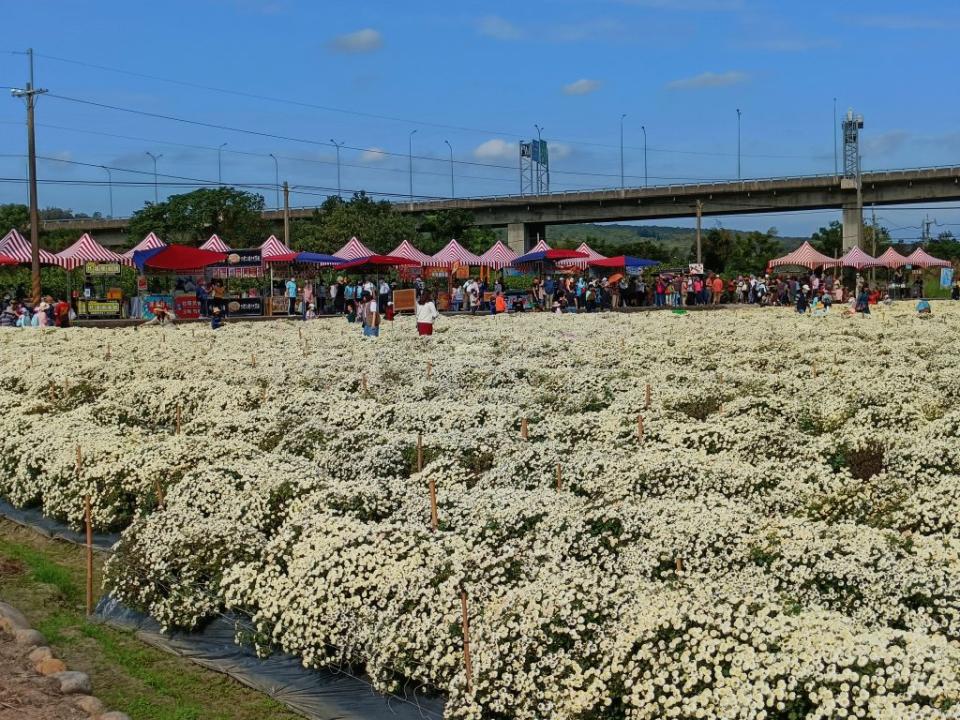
top-left (2, 304), bottom-right (960, 717)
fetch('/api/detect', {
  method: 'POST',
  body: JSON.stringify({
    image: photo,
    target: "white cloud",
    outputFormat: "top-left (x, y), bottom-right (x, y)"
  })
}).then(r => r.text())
top-left (327, 28), bottom-right (383, 54)
top-left (474, 139), bottom-right (515, 161)
top-left (666, 70), bottom-right (748, 90)
top-left (563, 79), bottom-right (602, 96)
top-left (550, 142), bottom-right (573, 161)
top-left (477, 15), bottom-right (523, 40)
top-left (359, 147), bottom-right (388, 163)
top-left (863, 131), bottom-right (910, 157)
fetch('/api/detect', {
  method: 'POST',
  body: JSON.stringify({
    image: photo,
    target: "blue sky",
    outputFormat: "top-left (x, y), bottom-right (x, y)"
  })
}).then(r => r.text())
top-left (1, 0), bottom-right (959, 240)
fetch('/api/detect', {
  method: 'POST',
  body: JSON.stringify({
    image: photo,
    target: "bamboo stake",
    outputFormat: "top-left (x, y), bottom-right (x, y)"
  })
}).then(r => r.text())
top-left (644, 383), bottom-right (652, 409)
top-left (416, 434), bottom-right (424, 473)
top-left (675, 557), bottom-right (683, 573)
top-left (298, 327), bottom-right (303, 340)
top-left (251, 354), bottom-right (257, 368)
top-left (428, 476), bottom-right (439, 531)
top-left (520, 417), bottom-right (529, 440)
top-left (555, 463), bottom-right (562, 491)
top-left (427, 360), bottom-right (433, 379)
top-left (85, 494), bottom-right (93, 615)
top-left (154, 480), bottom-right (165, 509)
top-left (637, 414), bottom-right (644, 440)
top-left (362, 374), bottom-right (368, 393)
top-left (175, 403), bottom-right (182, 435)
top-left (105, 343), bottom-right (111, 360)
top-left (460, 589), bottom-right (473, 695)
top-left (812, 360), bottom-right (818, 378)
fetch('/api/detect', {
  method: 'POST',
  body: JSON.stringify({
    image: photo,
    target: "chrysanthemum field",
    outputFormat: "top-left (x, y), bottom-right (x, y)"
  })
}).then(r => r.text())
top-left (2, 306), bottom-right (960, 719)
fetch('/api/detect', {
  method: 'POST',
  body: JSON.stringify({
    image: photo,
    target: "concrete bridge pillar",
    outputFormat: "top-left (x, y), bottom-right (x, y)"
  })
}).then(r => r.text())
top-left (506, 222), bottom-right (546, 254)
top-left (841, 199), bottom-right (862, 250)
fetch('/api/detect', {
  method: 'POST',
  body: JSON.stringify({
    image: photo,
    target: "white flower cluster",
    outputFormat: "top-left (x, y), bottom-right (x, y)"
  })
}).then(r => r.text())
top-left (2, 304), bottom-right (960, 718)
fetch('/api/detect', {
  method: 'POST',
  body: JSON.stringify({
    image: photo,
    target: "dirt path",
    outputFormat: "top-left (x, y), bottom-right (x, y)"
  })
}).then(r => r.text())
top-left (0, 629), bottom-right (86, 720)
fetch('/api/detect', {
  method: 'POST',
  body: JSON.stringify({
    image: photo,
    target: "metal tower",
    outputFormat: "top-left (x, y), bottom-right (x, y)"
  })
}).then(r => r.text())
top-left (842, 108), bottom-right (863, 180)
top-left (519, 139), bottom-right (550, 195)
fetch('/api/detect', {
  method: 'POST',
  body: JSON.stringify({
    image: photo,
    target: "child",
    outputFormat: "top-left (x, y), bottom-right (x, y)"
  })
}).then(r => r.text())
top-left (210, 306), bottom-right (224, 330)
top-left (305, 303), bottom-right (317, 320)
top-left (385, 301), bottom-right (395, 321)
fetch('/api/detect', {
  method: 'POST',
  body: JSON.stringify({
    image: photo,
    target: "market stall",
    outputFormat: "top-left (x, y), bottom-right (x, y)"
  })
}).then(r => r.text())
top-left (768, 241), bottom-right (840, 271)
top-left (478, 241), bottom-right (518, 282)
top-left (557, 242), bottom-right (607, 271)
top-left (334, 237), bottom-right (376, 261)
top-left (55, 233), bottom-right (132, 319)
top-left (0, 228), bottom-right (60, 265)
top-left (133, 244), bottom-right (228, 319)
top-left (427, 239), bottom-right (484, 309)
top-left (121, 232), bottom-right (166, 260)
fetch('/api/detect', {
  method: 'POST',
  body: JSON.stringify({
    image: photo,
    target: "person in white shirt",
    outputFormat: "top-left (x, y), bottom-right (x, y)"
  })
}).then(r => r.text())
top-left (415, 290), bottom-right (439, 336)
top-left (378, 279), bottom-right (390, 312)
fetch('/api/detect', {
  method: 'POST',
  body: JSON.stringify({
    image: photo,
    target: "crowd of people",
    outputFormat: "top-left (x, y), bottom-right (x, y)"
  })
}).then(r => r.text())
top-left (0, 296), bottom-right (73, 328)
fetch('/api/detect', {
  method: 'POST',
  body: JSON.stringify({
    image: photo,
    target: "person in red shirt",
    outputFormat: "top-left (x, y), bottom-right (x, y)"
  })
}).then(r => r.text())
top-left (711, 275), bottom-right (724, 305)
top-left (53, 298), bottom-right (71, 328)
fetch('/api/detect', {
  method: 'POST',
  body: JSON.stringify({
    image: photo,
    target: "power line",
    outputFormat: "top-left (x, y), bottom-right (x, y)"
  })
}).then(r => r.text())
top-left (30, 50), bottom-right (822, 160)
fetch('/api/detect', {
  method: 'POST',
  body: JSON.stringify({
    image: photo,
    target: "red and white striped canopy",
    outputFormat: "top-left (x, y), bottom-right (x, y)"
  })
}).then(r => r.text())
top-left (557, 242), bottom-right (607, 269)
top-left (334, 236), bottom-right (375, 260)
top-left (55, 233), bottom-right (130, 270)
top-left (528, 238), bottom-right (551, 253)
top-left (122, 232), bottom-right (166, 259)
top-left (389, 239), bottom-right (433, 266)
top-left (0, 228), bottom-right (60, 265)
top-left (479, 241), bottom-right (518, 270)
top-left (769, 241), bottom-right (839, 270)
top-left (839, 246), bottom-right (883, 270)
top-left (904, 247), bottom-right (951, 269)
top-left (260, 235), bottom-right (295, 259)
top-left (200, 234), bottom-right (231, 252)
top-left (877, 247), bottom-right (909, 269)
top-left (427, 239), bottom-right (483, 267)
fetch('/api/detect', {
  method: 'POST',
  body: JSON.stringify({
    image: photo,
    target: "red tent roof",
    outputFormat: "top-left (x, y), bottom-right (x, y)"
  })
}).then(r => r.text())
top-left (260, 235), bottom-right (297, 262)
top-left (200, 234), bottom-right (232, 252)
top-left (122, 232), bottom-right (165, 259)
top-left (839, 246), bottom-right (883, 270)
top-left (334, 254), bottom-right (420, 272)
top-left (428, 239), bottom-right (483, 267)
top-left (769, 241), bottom-right (839, 270)
top-left (557, 242), bottom-right (606, 269)
top-left (0, 254), bottom-right (18, 266)
top-left (904, 247), bottom-right (951, 268)
top-left (334, 236), bottom-right (375, 260)
top-left (877, 247), bottom-right (909, 269)
top-left (0, 229), bottom-right (60, 265)
top-left (55, 233), bottom-right (131, 270)
top-left (143, 244), bottom-right (227, 271)
top-left (478, 241), bottom-right (518, 270)
top-left (389, 239), bottom-right (433, 266)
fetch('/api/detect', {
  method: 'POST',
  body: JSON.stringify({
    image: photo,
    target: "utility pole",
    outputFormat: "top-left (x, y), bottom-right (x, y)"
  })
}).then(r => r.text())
top-left (11, 48), bottom-right (47, 304)
top-left (268, 153), bottom-right (280, 209)
top-left (736, 108), bottom-right (742, 180)
top-left (218, 142), bottom-right (227, 185)
top-left (329, 140), bottom-right (344, 198)
top-left (833, 98), bottom-right (838, 176)
top-left (641, 125), bottom-right (648, 187)
top-left (619, 113), bottom-right (626, 191)
top-left (146, 152), bottom-right (162, 203)
top-left (101, 166), bottom-right (113, 218)
top-left (408, 129), bottom-right (417, 202)
top-left (871, 206), bottom-right (878, 285)
top-left (283, 181), bottom-right (290, 246)
top-left (443, 139), bottom-right (455, 198)
top-left (695, 200), bottom-right (703, 265)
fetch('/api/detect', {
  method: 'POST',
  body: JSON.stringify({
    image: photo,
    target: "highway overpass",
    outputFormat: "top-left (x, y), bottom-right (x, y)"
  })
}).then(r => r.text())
top-left (42, 166), bottom-right (960, 252)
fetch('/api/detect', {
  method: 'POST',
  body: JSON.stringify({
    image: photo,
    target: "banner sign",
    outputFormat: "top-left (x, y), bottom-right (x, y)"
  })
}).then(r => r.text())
top-left (85, 261), bottom-right (122, 276)
top-left (77, 299), bottom-right (122, 318)
top-left (688, 263), bottom-right (704, 275)
top-left (209, 297), bottom-right (263, 316)
top-left (213, 248), bottom-right (262, 269)
top-left (940, 268), bottom-right (954, 289)
top-left (270, 296), bottom-right (290, 316)
top-left (174, 294), bottom-right (201, 320)
top-left (392, 288), bottom-right (416, 312)
top-left (137, 276), bottom-right (148, 292)
top-left (142, 294), bottom-right (174, 320)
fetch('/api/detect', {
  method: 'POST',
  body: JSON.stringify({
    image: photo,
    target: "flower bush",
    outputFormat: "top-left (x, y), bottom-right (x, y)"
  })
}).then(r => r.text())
top-left (2, 305), bottom-right (960, 718)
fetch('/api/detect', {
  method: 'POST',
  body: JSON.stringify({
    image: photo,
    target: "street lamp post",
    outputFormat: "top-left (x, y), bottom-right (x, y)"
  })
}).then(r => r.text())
top-left (736, 108), bottom-right (742, 180)
top-left (329, 140), bottom-right (344, 198)
top-left (833, 97), bottom-right (838, 176)
top-left (101, 166), bottom-right (113, 218)
top-left (640, 125), bottom-right (648, 187)
top-left (218, 142), bottom-right (228, 185)
top-left (534, 124), bottom-right (544, 194)
top-left (146, 152), bottom-right (162, 203)
top-left (408, 130), bottom-right (417, 201)
top-left (619, 114), bottom-right (626, 190)
top-left (443, 140), bottom-right (454, 199)
top-left (268, 153), bottom-right (280, 209)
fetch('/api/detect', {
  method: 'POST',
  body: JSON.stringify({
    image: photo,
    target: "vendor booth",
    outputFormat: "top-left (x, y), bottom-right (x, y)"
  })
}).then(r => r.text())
top-left (427, 239), bottom-right (484, 310)
top-left (55, 233), bottom-right (132, 319)
top-left (133, 244), bottom-right (227, 319)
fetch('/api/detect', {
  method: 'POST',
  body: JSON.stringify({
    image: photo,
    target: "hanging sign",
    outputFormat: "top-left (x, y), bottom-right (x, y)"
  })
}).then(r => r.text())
top-left (84, 261), bottom-right (122, 276)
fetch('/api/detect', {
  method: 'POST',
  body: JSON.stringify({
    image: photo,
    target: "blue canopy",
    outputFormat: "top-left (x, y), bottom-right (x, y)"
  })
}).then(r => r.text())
top-left (132, 246), bottom-right (165, 272)
top-left (295, 252), bottom-right (345, 265)
top-left (512, 248), bottom-right (587, 266)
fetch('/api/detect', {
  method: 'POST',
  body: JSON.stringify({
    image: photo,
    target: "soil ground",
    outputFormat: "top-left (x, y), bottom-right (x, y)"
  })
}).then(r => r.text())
top-left (0, 517), bottom-right (302, 720)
